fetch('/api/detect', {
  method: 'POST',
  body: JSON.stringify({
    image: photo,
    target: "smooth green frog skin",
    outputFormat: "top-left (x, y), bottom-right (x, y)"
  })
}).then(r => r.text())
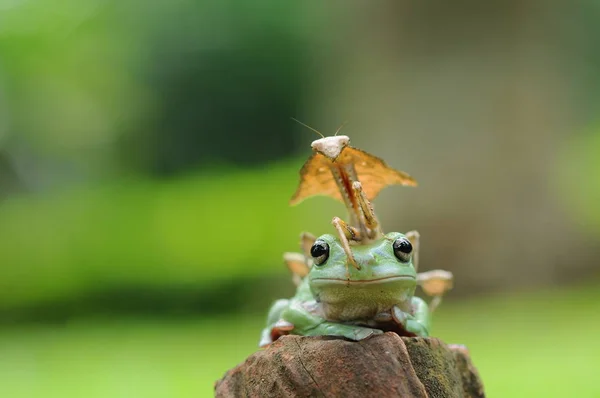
top-left (259, 232), bottom-right (430, 347)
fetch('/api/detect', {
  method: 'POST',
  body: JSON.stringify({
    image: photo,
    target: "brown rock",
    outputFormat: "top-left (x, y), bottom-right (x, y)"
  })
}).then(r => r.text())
top-left (215, 332), bottom-right (484, 398)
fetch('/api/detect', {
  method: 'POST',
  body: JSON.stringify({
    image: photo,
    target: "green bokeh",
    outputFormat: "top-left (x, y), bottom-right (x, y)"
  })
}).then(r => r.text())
top-left (0, 161), bottom-right (340, 311)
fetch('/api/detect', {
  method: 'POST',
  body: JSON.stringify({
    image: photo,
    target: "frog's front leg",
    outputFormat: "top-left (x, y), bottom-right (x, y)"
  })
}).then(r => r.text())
top-left (390, 297), bottom-right (430, 337)
top-left (259, 299), bottom-right (293, 347)
top-left (406, 296), bottom-right (430, 336)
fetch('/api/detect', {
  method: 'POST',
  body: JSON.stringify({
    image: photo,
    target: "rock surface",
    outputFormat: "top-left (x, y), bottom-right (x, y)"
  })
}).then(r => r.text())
top-left (215, 332), bottom-right (485, 397)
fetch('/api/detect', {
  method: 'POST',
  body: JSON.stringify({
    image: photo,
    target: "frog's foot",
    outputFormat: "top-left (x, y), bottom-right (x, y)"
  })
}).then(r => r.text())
top-left (259, 319), bottom-right (295, 347)
top-left (391, 306), bottom-right (408, 326)
top-left (404, 319), bottom-right (429, 337)
top-left (370, 306), bottom-right (423, 337)
top-left (389, 307), bottom-right (418, 337)
top-left (391, 306), bottom-right (429, 337)
top-left (368, 309), bottom-right (414, 337)
top-left (354, 327), bottom-right (382, 340)
top-left (374, 311), bottom-right (393, 323)
top-left (308, 322), bottom-right (383, 341)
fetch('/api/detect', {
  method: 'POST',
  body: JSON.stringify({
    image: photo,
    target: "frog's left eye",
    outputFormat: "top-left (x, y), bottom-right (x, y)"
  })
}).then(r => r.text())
top-left (393, 237), bottom-right (412, 263)
top-left (310, 241), bottom-right (330, 266)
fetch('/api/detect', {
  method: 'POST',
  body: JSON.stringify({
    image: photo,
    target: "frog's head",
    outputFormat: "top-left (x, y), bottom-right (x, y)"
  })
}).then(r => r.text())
top-left (306, 232), bottom-right (417, 320)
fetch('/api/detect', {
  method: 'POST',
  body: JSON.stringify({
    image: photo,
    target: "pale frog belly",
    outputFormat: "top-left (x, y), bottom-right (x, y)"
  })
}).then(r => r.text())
top-left (312, 278), bottom-right (415, 322)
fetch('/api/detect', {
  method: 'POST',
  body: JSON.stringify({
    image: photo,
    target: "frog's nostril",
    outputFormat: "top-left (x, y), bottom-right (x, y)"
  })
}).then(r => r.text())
top-left (352, 254), bottom-right (376, 270)
top-left (363, 254), bottom-right (377, 266)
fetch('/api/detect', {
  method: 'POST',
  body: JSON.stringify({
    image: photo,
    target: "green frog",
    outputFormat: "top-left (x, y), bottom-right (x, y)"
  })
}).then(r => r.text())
top-left (259, 231), bottom-right (435, 347)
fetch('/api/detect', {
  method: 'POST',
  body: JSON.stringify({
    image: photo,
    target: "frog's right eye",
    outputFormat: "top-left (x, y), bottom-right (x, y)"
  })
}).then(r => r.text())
top-left (310, 241), bottom-right (330, 266)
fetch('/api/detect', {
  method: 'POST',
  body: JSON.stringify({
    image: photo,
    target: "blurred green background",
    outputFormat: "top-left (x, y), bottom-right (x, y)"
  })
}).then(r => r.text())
top-left (1, 1), bottom-right (600, 397)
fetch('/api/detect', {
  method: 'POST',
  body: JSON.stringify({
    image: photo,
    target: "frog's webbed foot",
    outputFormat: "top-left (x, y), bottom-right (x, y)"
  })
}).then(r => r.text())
top-left (323, 322), bottom-right (383, 341)
top-left (315, 322), bottom-right (383, 341)
top-left (370, 311), bottom-right (412, 336)
top-left (374, 311), bottom-right (393, 323)
top-left (375, 305), bottom-right (429, 337)
top-left (404, 298), bottom-right (431, 337)
top-left (392, 306), bottom-right (409, 327)
top-left (389, 306), bottom-right (419, 337)
top-left (403, 319), bottom-right (429, 337)
top-left (352, 326), bottom-right (383, 341)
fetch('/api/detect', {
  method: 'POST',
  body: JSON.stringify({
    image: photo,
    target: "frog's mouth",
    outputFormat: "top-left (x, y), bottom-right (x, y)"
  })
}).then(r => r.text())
top-left (311, 275), bottom-right (415, 285)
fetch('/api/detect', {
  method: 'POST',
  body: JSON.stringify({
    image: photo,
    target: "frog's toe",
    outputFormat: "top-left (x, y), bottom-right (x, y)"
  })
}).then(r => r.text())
top-left (405, 320), bottom-right (429, 337)
top-left (391, 306), bottom-right (408, 326)
top-left (374, 311), bottom-right (393, 322)
top-left (273, 319), bottom-right (294, 331)
top-left (354, 327), bottom-right (383, 341)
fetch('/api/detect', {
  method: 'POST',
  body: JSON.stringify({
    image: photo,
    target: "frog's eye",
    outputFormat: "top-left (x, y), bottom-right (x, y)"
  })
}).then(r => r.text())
top-left (393, 237), bottom-right (412, 263)
top-left (310, 241), bottom-right (330, 266)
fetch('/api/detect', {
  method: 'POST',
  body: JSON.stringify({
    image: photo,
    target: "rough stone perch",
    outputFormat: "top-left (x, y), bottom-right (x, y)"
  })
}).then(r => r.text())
top-left (215, 332), bottom-right (484, 397)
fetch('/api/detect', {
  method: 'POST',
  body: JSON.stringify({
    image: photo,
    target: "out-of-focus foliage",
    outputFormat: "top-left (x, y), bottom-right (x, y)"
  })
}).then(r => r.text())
top-left (0, 0), bottom-right (322, 191)
top-left (0, 160), bottom-right (342, 312)
top-left (0, 0), bottom-right (146, 178)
